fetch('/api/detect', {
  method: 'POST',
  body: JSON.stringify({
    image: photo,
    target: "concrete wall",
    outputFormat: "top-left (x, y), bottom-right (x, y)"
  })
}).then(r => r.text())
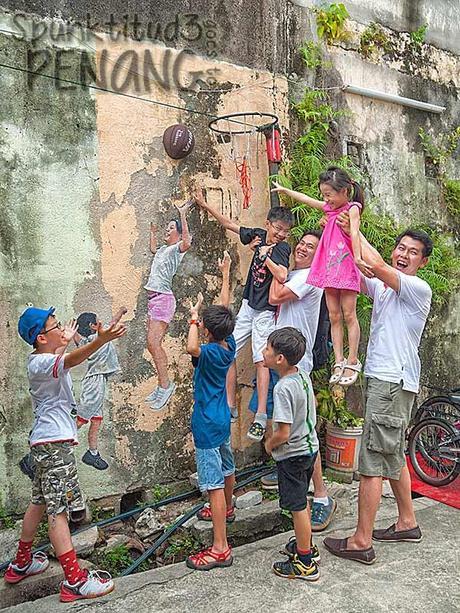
top-left (0, 0), bottom-right (459, 511)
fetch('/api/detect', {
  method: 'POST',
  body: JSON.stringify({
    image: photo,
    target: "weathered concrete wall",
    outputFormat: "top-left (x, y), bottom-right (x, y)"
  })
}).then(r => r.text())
top-left (0, 5), bottom-right (292, 511)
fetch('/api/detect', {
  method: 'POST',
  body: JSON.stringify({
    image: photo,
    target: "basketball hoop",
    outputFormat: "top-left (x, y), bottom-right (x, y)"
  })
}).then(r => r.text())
top-left (209, 112), bottom-right (279, 209)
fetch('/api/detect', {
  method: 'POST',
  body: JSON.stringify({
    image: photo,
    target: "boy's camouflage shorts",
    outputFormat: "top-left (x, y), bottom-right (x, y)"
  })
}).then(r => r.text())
top-left (30, 442), bottom-right (84, 516)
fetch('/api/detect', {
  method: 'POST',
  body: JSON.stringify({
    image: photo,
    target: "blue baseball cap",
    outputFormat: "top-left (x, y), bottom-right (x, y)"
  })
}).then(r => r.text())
top-left (18, 306), bottom-right (56, 345)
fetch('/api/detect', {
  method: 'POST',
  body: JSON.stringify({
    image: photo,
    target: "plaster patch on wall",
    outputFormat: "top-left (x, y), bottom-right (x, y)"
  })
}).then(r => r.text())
top-left (100, 204), bottom-right (143, 319)
top-left (115, 434), bottom-right (136, 468)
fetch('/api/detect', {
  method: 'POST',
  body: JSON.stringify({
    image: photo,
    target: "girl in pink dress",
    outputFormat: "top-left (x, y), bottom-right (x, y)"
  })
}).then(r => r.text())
top-left (272, 167), bottom-right (370, 387)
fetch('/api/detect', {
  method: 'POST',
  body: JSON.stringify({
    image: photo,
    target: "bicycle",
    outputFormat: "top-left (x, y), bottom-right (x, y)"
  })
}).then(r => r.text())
top-left (408, 416), bottom-right (460, 486)
top-left (412, 384), bottom-right (460, 424)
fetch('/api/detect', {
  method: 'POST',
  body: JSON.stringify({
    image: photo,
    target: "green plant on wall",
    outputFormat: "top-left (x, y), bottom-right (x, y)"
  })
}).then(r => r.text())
top-left (410, 23), bottom-right (428, 47)
top-left (359, 23), bottom-right (393, 58)
top-left (419, 127), bottom-right (460, 225)
top-left (315, 3), bottom-right (350, 44)
top-left (300, 41), bottom-right (323, 69)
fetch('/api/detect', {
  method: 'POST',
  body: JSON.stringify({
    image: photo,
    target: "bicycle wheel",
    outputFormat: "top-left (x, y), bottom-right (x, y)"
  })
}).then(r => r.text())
top-left (414, 397), bottom-right (460, 424)
top-left (408, 418), bottom-right (460, 487)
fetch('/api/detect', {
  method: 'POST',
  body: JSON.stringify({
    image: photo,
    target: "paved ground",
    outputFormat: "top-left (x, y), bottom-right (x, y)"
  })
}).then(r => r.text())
top-left (4, 494), bottom-right (459, 613)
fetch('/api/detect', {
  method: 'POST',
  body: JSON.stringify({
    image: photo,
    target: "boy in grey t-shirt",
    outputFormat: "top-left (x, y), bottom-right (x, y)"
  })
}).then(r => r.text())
top-left (263, 327), bottom-right (319, 581)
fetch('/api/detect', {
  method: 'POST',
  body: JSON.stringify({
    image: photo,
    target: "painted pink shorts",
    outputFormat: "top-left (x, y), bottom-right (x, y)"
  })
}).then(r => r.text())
top-left (147, 292), bottom-right (176, 323)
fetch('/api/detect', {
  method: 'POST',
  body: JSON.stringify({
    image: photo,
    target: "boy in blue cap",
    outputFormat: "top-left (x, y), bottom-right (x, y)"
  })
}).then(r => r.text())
top-left (5, 307), bottom-right (125, 602)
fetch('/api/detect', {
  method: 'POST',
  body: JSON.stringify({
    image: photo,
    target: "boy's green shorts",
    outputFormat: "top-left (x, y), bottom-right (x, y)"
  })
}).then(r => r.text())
top-left (358, 377), bottom-right (415, 480)
top-left (31, 441), bottom-right (84, 516)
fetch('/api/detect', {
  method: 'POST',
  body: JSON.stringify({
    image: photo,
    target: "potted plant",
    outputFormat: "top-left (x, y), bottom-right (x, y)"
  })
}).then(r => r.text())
top-left (312, 369), bottom-right (364, 475)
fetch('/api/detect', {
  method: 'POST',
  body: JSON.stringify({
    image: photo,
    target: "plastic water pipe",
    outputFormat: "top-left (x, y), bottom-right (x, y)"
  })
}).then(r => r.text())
top-left (343, 84), bottom-right (446, 114)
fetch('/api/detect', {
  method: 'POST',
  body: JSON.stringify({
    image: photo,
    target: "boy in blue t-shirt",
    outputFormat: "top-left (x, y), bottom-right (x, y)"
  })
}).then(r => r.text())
top-left (185, 252), bottom-right (237, 571)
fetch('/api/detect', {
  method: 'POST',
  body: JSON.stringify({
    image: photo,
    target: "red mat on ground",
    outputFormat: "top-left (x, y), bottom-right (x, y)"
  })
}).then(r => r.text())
top-left (408, 456), bottom-right (460, 510)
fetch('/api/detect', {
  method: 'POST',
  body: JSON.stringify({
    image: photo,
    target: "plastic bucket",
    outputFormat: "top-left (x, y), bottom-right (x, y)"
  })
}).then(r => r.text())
top-left (325, 424), bottom-right (363, 473)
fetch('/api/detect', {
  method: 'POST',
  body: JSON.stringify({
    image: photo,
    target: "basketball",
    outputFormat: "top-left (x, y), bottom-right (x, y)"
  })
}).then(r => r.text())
top-left (162, 124), bottom-right (195, 159)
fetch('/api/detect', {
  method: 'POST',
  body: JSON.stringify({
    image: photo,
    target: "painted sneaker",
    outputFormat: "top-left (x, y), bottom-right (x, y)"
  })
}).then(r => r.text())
top-left (261, 470), bottom-right (278, 490)
top-left (145, 387), bottom-right (160, 403)
top-left (60, 569), bottom-right (114, 603)
top-left (19, 453), bottom-right (36, 481)
top-left (272, 554), bottom-right (320, 581)
top-left (82, 450), bottom-right (109, 471)
top-left (311, 497), bottom-right (337, 532)
top-left (282, 537), bottom-right (321, 564)
top-left (4, 552), bottom-right (49, 584)
top-left (149, 382), bottom-right (176, 410)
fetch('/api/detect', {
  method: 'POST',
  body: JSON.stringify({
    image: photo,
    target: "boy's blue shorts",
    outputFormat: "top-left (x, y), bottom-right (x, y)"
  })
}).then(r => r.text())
top-left (248, 369), bottom-right (280, 420)
top-left (195, 438), bottom-right (235, 492)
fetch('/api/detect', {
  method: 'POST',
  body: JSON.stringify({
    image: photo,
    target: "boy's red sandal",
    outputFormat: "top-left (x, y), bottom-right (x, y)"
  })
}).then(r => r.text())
top-left (196, 505), bottom-right (236, 523)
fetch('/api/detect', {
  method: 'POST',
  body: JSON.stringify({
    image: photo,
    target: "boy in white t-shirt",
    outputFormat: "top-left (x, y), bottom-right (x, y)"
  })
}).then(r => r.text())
top-left (5, 307), bottom-right (125, 602)
top-left (325, 229), bottom-right (432, 565)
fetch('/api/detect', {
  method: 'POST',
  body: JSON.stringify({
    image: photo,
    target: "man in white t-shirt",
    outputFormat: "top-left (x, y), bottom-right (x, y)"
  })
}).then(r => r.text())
top-left (325, 229), bottom-right (433, 565)
top-left (251, 231), bottom-right (337, 531)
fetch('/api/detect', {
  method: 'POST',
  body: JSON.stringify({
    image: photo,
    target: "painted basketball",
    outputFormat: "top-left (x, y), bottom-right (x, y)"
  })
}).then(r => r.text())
top-left (162, 124), bottom-right (195, 159)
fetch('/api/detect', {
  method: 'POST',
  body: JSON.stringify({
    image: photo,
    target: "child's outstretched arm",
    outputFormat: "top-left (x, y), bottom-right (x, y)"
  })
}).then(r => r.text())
top-left (186, 292), bottom-right (203, 357)
top-left (176, 199), bottom-right (193, 253)
top-left (218, 251), bottom-right (232, 307)
top-left (150, 223), bottom-right (158, 254)
top-left (193, 186), bottom-right (240, 234)
top-left (64, 322), bottom-right (126, 369)
top-left (271, 181), bottom-right (324, 210)
top-left (258, 245), bottom-right (288, 284)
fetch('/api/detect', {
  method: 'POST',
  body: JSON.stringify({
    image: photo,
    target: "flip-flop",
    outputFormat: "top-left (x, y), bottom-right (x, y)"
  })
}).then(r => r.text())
top-left (323, 536), bottom-right (376, 565)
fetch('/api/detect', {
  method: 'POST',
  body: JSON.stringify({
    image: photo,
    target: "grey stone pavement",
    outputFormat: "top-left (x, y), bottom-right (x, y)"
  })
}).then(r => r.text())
top-left (4, 495), bottom-right (459, 613)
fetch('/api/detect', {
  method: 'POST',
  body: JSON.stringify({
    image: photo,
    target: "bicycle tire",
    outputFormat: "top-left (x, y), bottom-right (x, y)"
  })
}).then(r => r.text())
top-left (413, 397), bottom-right (460, 424)
top-left (408, 417), bottom-right (460, 487)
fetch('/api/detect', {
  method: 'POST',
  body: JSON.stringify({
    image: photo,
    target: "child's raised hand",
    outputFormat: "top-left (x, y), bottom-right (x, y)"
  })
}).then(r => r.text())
top-left (270, 180), bottom-right (286, 194)
top-left (176, 199), bottom-right (194, 214)
top-left (189, 292), bottom-right (204, 316)
top-left (192, 186), bottom-right (206, 208)
top-left (218, 250), bottom-right (231, 273)
top-left (96, 321), bottom-right (127, 343)
top-left (62, 319), bottom-right (79, 343)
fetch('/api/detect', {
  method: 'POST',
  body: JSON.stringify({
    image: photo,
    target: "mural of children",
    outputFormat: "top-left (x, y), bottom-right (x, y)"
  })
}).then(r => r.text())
top-left (75, 307), bottom-right (127, 470)
top-left (145, 197), bottom-right (193, 410)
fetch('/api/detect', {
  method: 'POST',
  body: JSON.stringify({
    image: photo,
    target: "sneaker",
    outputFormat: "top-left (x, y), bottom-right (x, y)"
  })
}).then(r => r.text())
top-left (82, 450), bottom-right (109, 471)
top-left (149, 382), bottom-right (176, 410)
top-left (247, 421), bottom-right (266, 442)
top-left (311, 497), bottom-right (337, 532)
top-left (282, 537), bottom-right (321, 564)
top-left (4, 552), bottom-right (49, 584)
top-left (272, 554), bottom-right (320, 581)
top-left (60, 569), bottom-right (114, 602)
top-left (261, 470), bottom-right (278, 490)
top-left (145, 387), bottom-right (160, 403)
top-left (19, 453), bottom-right (36, 481)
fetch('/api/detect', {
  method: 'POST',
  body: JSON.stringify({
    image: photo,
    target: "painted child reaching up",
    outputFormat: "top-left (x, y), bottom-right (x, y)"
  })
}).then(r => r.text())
top-left (272, 166), bottom-right (370, 387)
top-left (75, 306), bottom-right (127, 470)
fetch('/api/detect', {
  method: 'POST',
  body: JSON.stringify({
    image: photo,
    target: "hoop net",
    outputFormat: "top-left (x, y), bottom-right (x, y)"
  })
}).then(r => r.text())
top-left (209, 112), bottom-right (278, 209)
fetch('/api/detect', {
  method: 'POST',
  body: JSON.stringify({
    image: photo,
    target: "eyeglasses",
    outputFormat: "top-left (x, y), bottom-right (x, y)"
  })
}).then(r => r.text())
top-left (269, 222), bottom-right (290, 236)
top-left (42, 322), bottom-right (62, 334)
